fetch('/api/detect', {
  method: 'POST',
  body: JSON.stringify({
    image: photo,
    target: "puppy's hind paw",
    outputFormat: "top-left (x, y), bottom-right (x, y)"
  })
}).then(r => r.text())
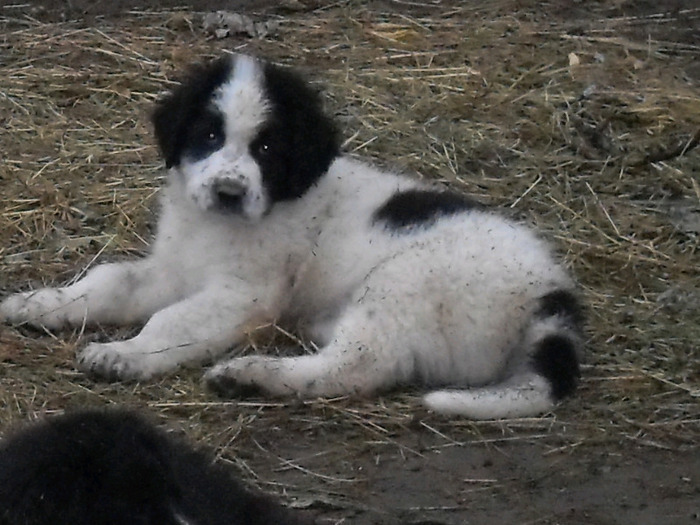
top-left (204, 366), bottom-right (264, 398)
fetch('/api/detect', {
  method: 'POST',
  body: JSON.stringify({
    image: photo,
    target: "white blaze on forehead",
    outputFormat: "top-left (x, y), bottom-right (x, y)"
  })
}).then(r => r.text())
top-left (213, 54), bottom-right (270, 141)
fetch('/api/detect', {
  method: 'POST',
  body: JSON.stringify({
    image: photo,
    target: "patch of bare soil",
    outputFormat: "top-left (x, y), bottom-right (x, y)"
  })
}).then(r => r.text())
top-left (1, 1), bottom-right (698, 524)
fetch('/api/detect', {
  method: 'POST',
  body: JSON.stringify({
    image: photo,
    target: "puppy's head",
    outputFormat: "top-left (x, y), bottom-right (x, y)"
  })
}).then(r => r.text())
top-left (152, 54), bottom-right (339, 220)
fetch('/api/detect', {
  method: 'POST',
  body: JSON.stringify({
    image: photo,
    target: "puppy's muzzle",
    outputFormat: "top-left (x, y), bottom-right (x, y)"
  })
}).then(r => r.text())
top-left (212, 179), bottom-right (246, 214)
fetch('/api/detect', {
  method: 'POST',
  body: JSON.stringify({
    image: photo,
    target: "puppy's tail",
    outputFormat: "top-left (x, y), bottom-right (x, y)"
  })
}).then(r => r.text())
top-left (423, 289), bottom-right (584, 420)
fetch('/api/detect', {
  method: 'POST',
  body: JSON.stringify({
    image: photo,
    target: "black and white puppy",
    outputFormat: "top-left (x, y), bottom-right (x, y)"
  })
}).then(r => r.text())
top-left (0, 54), bottom-right (583, 419)
top-left (0, 409), bottom-right (315, 525)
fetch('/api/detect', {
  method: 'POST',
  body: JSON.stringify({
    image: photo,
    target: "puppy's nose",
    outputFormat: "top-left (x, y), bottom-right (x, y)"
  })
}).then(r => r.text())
top-left (212, 179), bottom-right (246, 213)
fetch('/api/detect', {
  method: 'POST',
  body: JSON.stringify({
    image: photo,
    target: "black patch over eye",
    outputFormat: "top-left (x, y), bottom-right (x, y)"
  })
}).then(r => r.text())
top-left (151, 55), bottom-right (234, 169)
top-left (183, 109), bottom-right (225, 162)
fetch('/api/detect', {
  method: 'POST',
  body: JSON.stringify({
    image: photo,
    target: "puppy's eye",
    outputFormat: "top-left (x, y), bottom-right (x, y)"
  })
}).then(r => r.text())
top-left (257, 143), bottom-right (270, 156)
top-left (207, 131), bottom-right (221, 143)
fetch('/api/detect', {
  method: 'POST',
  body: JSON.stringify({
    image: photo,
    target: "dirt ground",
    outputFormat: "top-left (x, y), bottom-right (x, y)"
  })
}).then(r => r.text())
top-left (1, 1), bottom-right (699, 524)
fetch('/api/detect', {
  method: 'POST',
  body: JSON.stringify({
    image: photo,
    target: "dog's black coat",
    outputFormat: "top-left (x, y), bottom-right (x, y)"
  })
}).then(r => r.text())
top-left (0, 409), bottom-right (314, 525)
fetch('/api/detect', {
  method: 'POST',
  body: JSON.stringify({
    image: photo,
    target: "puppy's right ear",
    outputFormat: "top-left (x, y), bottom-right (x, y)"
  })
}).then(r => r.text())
top-left (151, 56), bottom-right (235, 169)
top-left (152, 92), bottom-right (182, 169)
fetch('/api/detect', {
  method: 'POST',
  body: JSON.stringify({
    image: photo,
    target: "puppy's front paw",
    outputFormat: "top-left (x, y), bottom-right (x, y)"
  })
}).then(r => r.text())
top-left (204, 360), bottom-right (265, 398)
top-left (77, 342), bottom-right (154, 382)
top-left (1, 289), bottom-right (81, 329)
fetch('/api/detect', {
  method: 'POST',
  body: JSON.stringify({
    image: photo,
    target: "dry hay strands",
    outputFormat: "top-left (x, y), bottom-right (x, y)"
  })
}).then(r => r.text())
top-left (627, 128), bottom-right (700, 167)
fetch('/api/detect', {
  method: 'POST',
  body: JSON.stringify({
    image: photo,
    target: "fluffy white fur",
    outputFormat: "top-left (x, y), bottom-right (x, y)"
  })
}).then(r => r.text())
top-left (0, 54), bottom-right (581, 419)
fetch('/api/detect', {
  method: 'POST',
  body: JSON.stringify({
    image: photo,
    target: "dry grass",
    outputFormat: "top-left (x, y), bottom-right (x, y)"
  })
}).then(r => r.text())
top-left (1, 0), bottom-right (699, 519)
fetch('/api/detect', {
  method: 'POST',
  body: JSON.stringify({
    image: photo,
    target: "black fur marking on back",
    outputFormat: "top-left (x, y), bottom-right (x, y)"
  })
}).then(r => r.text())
top-left (253, 61), bottom-right (340, 203)
top-left (373, 188), bottom-right (483, 232)
top-left (533, 334), bottom-right (580, 400)
top-left (152, 56), bottom-right (233, 169)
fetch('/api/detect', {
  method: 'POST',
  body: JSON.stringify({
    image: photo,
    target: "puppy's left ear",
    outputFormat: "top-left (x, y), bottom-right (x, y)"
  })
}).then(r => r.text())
top-left (261, 62), bottom-right (341, 196)
top-left (292, 90), bottom-right (340, 186)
